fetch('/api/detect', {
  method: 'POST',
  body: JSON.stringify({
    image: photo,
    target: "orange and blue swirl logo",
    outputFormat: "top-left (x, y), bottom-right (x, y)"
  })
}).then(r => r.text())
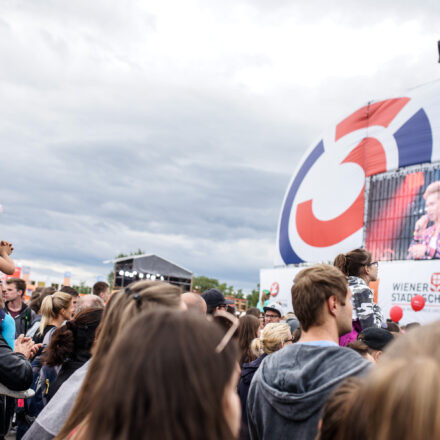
top-left (278, 97), bottom-right (433, 264)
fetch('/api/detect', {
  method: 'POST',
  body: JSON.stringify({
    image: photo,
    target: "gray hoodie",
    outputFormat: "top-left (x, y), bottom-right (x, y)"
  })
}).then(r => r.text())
top-left (247, 343), bottom-right (370, 440)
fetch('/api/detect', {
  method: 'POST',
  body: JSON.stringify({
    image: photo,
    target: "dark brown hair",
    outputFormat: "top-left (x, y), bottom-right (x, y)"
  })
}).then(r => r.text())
top-left (333, 248), bottom-right (372, 277)
top-left (291, 265), bottom-right (348, 331)
top-left (83, 309), bottom-right (238, 440)
top-left (292, 327), bottom-right (302, 343)
top-left (43, 308), bottom-right (103, 367)
top-left (317, 377), bottom-right (365, 440)
top-left (386, 321), bottom-right (400, 333)
top-left (92, 281), bottom-right (109, 297)
top-left (246, 307), bottom-right (260, 318)
top-left (347, 340), bottom-right (371, 357)
top-left (29, 286), bottom-right (56, 314)
top-left (61, 286), bottom-right (79, 297)
top-left (56, 280), bottom-right (183, 440)
top-left (238, 315), bottom-right (259, 366)
top-left (6, 278), bottom-right (26, 296)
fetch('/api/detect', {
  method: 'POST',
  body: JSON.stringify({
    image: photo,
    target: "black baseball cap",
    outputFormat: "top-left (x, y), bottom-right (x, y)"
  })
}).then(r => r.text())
top-left (358, 327), bottom-right (394, 351)
top-left (201, 289), bottom-right (234, 308)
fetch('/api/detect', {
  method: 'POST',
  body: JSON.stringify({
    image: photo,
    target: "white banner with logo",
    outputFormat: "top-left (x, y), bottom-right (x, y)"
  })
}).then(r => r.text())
top-left (374, 260), bottom-right (440, 325)
top-left (260, 266), bottom-right (304, 315)
top-left (261, 260), bottom-right (440, 325)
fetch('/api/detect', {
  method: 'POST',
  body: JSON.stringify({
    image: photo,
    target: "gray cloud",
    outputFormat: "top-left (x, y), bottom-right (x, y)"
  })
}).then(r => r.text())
top-left (0, 0), bottom-right (438, 290)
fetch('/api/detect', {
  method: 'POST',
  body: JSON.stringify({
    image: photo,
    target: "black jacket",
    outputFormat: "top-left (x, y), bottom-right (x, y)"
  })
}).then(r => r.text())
top-left (5, 303), bottom-right (35, 338)
top-left (238, 354), bottom-right (267, 440)
top-left (0, 334), bottom-right (33, 437)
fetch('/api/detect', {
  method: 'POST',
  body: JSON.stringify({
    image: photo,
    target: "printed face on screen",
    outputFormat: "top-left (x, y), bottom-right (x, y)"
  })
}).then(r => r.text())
top-left (425, 193), bottom-right (440, 223)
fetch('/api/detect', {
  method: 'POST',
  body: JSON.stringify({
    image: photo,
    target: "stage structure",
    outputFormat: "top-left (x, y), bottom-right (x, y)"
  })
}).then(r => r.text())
top-left (262, 79), bottom-right (440, 324)
top-left (113, 254), bottom-right (192, 292)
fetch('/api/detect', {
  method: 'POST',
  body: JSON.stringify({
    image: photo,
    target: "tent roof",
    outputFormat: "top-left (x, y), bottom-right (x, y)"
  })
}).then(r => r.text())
top-left (113, 254), bottom-right (192, 279)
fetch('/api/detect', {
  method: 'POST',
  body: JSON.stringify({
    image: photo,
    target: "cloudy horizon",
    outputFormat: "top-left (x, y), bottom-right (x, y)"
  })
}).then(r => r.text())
top-left (1, 0), bottom-right (439, 291)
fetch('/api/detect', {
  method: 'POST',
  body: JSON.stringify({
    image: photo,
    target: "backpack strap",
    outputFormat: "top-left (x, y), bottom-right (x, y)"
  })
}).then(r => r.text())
top-left (24, 308), bottom-right (32, 333)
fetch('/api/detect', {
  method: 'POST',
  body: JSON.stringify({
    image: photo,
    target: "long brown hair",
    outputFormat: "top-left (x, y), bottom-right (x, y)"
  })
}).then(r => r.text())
top-left (81, 309), bottom-right (238, 440)
top-left (56, 280), bottom-right (183, 440)
top-left (43, 308), bottom-right (103, 367)
top-left (316, 377), bottom-right (364, 440)
top-left (336, 321), bottom-right (440, 440)
top-left (238, 315), bottom-right (259, 366)
top-left (347, 359), bottom-right (440, 440)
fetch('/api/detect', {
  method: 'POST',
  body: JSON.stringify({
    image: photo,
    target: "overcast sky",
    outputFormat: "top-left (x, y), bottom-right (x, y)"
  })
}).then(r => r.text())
top-left (0, 0), bottom-right (439, 290)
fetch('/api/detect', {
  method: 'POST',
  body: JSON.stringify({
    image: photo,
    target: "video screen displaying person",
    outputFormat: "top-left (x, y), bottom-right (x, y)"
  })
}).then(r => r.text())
top-left (407, 181), bottom-right (440, 260)
top-left (365, 167), bottom-right (440, 261)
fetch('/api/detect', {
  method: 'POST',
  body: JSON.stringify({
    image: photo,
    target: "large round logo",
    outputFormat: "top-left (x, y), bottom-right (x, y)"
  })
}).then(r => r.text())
top-left (277, 97), bottom-right (433, 264)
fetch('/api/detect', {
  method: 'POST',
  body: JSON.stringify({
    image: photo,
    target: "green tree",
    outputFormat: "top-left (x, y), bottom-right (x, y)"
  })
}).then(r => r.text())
top-left (72, 281), bottom-right (91, 294)
top-left (247, 283), bottom-right (260, 308)
top-left (192, 275), bottom-right (224, 293)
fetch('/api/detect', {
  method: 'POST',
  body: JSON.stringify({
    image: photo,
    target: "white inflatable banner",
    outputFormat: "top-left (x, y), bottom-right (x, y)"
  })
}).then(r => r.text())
top-left (276, 80), bottom-right (440, 265)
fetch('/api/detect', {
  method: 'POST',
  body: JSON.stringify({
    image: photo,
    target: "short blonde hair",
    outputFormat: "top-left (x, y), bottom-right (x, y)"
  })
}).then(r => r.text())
top-left (424, 181), bottom-right (440, 200)
top-left (250, 323), bottom-right (291, 357)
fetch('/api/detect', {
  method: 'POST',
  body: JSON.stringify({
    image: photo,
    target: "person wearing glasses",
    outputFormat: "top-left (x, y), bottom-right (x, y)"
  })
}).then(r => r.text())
top-left (334, 248), bottom-right (385, 346)
top-left (201, 289), bottom-right (234, 315)
top-left (263, 303), bottom-right (283, 323)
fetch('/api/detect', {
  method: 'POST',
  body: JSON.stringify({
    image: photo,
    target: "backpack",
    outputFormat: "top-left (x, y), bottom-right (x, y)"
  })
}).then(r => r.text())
top-left (22, 327), bottom-right (58, 423)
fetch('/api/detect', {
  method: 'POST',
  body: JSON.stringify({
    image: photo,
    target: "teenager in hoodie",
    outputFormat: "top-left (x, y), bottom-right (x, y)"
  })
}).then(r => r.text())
top-left (247, 265), bottom-right (370, 440)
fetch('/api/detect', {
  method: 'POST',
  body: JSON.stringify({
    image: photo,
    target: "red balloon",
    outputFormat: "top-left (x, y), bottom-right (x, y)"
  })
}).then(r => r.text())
top-left (390, 305), bottom-right (403, 323)
top-left (411, 295), bottom-right (425, 312)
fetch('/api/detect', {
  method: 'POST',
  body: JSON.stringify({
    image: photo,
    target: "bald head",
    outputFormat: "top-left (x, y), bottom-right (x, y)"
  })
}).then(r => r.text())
top-left (182, 292), bottom-right (207, 315)
top-left (76, 294), bottom-right (105, 314)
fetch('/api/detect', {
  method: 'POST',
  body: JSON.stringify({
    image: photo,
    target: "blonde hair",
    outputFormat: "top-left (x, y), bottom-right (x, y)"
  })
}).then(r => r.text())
top-left (250, 323), bottom-right (291, 357)
top-left (424, 181), bottom-right (440, 200)
top-left (38, 291), bottom-right (72, 335)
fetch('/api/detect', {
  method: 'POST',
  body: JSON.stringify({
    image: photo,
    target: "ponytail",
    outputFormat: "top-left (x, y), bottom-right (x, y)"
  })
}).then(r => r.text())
top-left (38, 291), bottom-right (73, 336)
top-left (334, 248), bottom-right (371, 277)
top-left (250, 323), bottom-right (291, 356)
top-left (39, 295), bottom-right (54, 336)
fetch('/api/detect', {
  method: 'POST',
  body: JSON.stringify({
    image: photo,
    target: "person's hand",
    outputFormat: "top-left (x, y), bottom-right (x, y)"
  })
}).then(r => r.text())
top-left (29, 343), bottom-right (42, 359)
top-left (408, 244), bottom-right (427, 259)
top-left (0, 241), bottom-right (13, 256)
top-left (414, 215), bottom-right (429, 233)
top-left (14, 335), bottom-right (37, 359)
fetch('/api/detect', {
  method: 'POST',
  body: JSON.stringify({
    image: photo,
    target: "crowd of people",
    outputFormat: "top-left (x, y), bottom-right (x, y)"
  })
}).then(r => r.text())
top-left (0, 242), bottom-right (437, 439)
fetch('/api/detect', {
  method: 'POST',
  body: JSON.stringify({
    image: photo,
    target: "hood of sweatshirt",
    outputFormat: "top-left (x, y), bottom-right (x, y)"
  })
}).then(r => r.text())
top-left (240, 354), bottom-right (267, 385)
top-left (252, 343), bottom-right (370, 421)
